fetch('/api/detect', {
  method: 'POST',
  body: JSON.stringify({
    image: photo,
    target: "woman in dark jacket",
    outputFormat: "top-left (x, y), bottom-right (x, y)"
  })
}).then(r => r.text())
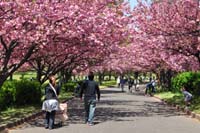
top-left (42, 75), bottom-right (60, 130)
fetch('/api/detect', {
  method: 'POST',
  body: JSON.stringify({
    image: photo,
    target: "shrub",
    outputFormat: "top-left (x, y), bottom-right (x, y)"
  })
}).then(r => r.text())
top-left (62, 82), bottom-right (76, 92)
top-left (0, 79), bottom-right (42, 111)
top-left (191, 72), bottom-right (200, 95)
top-left (15, 80), bottom-right (41, 105)
top-left (171, 72), bottom-right (193, 92)
top-left (0, 81), bottom-right (16, 110)
top-left (171, 71), bottom-right (200, 95)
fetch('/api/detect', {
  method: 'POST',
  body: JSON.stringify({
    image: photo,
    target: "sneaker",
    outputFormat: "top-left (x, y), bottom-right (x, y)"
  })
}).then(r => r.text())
top-left (88, 123), bottom-right (94, 126)
top-left (44, 124), bottom-right (48, 129)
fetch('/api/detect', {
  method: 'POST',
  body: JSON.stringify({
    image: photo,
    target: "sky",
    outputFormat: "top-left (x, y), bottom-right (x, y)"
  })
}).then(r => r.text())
top-left (128, 0), bottom-right (138, 9)
top-left (127, 0), bottom-right (151, 10)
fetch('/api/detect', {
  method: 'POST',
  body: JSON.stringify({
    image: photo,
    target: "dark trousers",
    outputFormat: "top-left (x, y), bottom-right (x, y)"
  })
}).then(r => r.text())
top-left (145, 87), bottom-right (150, 94)
top-left (145, 86), bottom-right (155, 95)
top-left (45, 111), bottom-right (56, 128)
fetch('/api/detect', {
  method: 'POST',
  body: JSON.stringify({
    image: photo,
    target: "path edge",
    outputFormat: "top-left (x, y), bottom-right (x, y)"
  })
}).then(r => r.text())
top-left (153, 96), bottom-right (200, 122)
top-left (0, 97), bottom-right (74, 133)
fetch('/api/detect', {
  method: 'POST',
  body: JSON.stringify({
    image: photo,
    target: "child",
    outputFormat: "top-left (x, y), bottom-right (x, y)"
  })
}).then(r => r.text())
top-left (181, 87), bottom-right (192, 106)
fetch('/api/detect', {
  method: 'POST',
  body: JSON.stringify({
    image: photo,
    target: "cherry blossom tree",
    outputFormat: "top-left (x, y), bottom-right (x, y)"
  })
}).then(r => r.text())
top-left (0, 0), bottom-right (49, 87)
top-left (26, 0), bottom-right (132, 84)
top-left (132, 0), bottom-right (200, 71)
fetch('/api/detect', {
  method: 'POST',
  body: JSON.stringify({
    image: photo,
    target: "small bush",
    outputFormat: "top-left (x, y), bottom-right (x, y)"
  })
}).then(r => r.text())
top-left (171, 72), bottom-right (193, 91)
top-left (0, 81), bottom-right (16, 110)
top-left (171, 71), bottom-right (200, 95)
top-left (62, 82), bottom-right (76, 92)
top-left (15, 80), bottom-right (41, 105)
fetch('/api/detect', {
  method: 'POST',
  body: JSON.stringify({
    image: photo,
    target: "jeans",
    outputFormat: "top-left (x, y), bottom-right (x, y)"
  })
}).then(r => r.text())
top-left (44, 110), bottom-right (56, 128)
top-left (121, 84), bottom-right (124, 92)
top-left (84, 99), bottom-right (96, 124)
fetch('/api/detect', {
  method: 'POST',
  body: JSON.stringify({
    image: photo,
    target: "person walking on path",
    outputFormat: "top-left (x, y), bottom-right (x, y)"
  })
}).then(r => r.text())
top-left (42, 75), bottom-right (60, 130)
top-left (128, 77), bottom-right (133, 92)
top-left (80, 72), bottom-right (101, 126)
top-left (117, 76), bottom-right (121, 88)
top-left (120, 76), bottom-right (126, 92)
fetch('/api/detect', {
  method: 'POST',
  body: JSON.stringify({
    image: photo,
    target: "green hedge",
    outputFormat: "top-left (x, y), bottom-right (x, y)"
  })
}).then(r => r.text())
top-left (0, 80), bottom-right (41, 111)
top-left (0, 81), bottom-right (16, 110)
top-left (62, 82), bottom-right (76, 92)
top-left (171, 71), bottom-right (200, 95)
top-left (15, 80), bottom-right (41, 105)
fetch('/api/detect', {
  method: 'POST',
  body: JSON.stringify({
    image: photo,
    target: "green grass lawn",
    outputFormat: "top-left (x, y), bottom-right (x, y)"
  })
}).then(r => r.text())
top-left (13, 71), bottom-right (36, 80)
top-left (155, 92), bottom-right (200, 114)
top-left (100, 80), bottom-right (117, 89)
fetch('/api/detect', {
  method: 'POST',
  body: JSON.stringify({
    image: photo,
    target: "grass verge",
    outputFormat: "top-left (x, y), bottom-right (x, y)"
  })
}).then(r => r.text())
top-left (0, 105), bottom-right (40, 126)
top-left (155, 91), bottom-right (200, 114)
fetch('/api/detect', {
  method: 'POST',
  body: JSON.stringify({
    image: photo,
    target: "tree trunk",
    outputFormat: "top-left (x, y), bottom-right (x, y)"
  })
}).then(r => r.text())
top-left (36, 69), bottom-right (43, 85)
top-left (166, 69), bottom-right (172, 90)
top-left (159, 69), bottom-right (165, 90)
top-left (143, 73), bottom-right (146, 82)
top-left (155, 71), bottom-right (161, 87)
top-left (0, 38), bottom-right (36, 89)
top-left (149, 72), bottom-right (152, 82)
top-left (114, 76), bottom-right (117, 81)
top-left (102, 72), bottom-right (105, 81)
top-left (159, 69), bottom-right (173, 91)
top-left (0, 75), bottom-right (8, 88)
top-left (108, 72), bottom-right (112, 81)
top-left (134, 71), bottom-right (139, 80)
top-left (9, 74), bottom-right (13, 81)
top-left (64, 70), bottom-right (72, 83)
top-left (98, 72), bottom-right (103, 85)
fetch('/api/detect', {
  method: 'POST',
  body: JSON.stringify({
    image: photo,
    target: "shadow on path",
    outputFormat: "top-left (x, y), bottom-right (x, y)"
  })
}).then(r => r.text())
top-left (12, 87), bottom-right (182, 129)
top-left (67, 88), bottom-right (182, 125)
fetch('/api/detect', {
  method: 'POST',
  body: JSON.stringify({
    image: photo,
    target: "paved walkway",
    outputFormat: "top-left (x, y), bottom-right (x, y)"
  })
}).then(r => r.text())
top-left (9, 86), bottom-right (200, 133)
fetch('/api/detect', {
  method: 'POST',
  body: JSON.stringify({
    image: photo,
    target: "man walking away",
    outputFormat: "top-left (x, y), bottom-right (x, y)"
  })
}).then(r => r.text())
top-left (80, 72), bottom-right (100, 126)
top-left (128, 77), bottom-right (133, 92)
